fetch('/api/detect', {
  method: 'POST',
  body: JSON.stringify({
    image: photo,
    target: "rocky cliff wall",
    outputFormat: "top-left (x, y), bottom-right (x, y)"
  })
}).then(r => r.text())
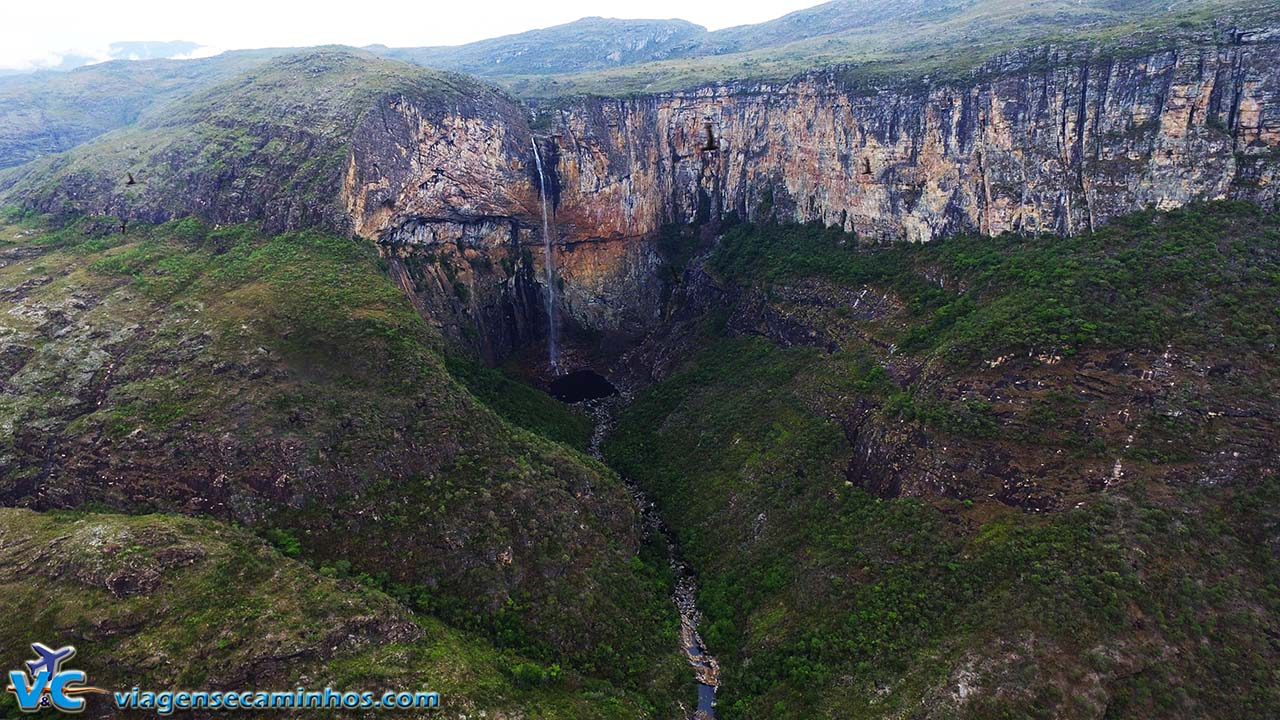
top-left (14, 34), bottom-right (1276, 364)
top-left (545, 27), bottom-right (1280, 244)
top-left (342, 91), bottom-right (669, 363)
top-left (343, 26), bottom-right (1280, 362)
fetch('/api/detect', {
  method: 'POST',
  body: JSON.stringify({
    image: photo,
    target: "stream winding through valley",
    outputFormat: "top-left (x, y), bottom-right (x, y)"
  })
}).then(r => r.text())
top-left (583, 396), bottom-right (720, 719)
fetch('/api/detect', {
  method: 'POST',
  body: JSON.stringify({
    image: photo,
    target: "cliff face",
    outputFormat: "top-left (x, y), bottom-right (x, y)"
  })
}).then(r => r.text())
top-left (343, 91), bottom-right (668, 362)
top-left (546, 28), bottom-right (1280, 244)
top-left (10, 34), bottom-right (1280, 363)
top-left (342, 27), bottom-right (1280, 361)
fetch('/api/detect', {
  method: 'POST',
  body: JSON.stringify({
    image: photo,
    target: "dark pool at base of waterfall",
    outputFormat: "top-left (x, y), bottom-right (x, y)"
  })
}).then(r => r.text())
top-left (548, 369), bottom-right (618, 403)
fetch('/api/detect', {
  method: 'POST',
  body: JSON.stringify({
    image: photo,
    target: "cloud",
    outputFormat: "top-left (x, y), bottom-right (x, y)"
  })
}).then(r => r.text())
top-left (0, 46), bottom-right (106, 72)
top-left (0, 42), bottom-right (223, 73)
top-left (168, 45), bottom-right (224, 61)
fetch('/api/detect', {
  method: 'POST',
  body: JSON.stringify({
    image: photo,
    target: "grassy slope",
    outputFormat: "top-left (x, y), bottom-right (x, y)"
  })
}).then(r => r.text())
top-left (0, 507), bottom-right (659, 719)
top-left (0, 48), bottom-right (496, 231)
top-left (0, 50), bottom-right (283, 170)
top-left (605, 202), bottom-right (1280, 718)
top-left (0, 211), bottom-right (684, 710)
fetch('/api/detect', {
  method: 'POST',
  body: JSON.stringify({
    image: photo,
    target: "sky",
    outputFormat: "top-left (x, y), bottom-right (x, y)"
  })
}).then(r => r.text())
top-left (0, 0), bottom-right (826, 71)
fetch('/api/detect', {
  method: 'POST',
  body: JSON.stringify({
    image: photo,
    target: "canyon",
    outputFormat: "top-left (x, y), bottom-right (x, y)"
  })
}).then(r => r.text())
top-left (1, 6), bottom-right (1278, 719)
top-left (5, 25), bottom-right (1279, 363)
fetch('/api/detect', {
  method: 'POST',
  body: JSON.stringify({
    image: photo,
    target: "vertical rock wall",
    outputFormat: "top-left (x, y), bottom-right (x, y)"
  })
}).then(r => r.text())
top-left (548, 29), bottom-right (1280, 244)
top-left (344, 28), bottom-right (1280, 362)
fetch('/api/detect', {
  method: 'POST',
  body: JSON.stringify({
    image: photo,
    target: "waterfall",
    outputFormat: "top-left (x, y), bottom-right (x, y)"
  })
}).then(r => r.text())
top-left (531, 137), bottom-right (559, 372)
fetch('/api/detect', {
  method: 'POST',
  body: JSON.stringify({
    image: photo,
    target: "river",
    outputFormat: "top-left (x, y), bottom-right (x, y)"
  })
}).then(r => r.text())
top-left (584, 397), bottom-right (720, 719)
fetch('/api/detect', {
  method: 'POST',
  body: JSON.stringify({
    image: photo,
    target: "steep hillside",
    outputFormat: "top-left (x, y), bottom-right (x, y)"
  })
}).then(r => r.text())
top-left (604, 202), bottom-right (1280, 718)
top-left (0, 211), bottom-right (684, 700)
top-left (0, 507), bottom-right (664, 719)
top-left (0, 50), bottom-right (282, 170)
top-left (0, 49), bottom-right (512, 234)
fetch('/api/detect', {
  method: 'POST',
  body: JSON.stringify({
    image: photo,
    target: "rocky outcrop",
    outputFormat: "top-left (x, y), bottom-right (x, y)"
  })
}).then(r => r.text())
top-left (342, 92), bottom-right (668, 361)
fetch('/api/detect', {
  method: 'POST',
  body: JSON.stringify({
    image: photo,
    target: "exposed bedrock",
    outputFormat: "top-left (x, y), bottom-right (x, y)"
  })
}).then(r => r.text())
top-left (544, 29), bottom-right (1280, 242)
top-left (342, 94), bottom-right (667, 362)
top-left (294, 28), bottom-right (1280, 361)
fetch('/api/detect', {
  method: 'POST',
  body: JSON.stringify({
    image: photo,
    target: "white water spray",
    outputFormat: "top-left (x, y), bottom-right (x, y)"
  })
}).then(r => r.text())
top-left (531, 137), bottom-right (559, 372)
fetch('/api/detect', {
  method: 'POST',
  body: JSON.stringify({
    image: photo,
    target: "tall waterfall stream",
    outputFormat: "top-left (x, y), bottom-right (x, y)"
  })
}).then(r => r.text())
top-left (530, 138), bottom-right (560, 372)
top-left (531, 136), bottom-right (719, 717)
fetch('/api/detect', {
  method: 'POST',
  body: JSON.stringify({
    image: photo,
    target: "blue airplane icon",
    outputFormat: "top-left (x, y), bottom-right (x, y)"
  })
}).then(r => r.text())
top-left (25, 643), bottom-right (75, 678)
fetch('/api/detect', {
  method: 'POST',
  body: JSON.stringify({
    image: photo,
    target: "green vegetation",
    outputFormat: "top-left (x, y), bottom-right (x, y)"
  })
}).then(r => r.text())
top-left (608, 338), bottom-right (1279, 719)
top-left (604, 202), bottom-right (1280, 718)
top-left (445, 356), bottom-right (593, 451)
top-left (0, 507), bottom-right (661, 719)
top-left (0, 48), bottom-right (498, 230)
top-left (0, 213), bottom-right (683, 712)
top-left (711, 201), bottom-right (1279, 363)
top-left (0, 49), bottom-right (283, 170)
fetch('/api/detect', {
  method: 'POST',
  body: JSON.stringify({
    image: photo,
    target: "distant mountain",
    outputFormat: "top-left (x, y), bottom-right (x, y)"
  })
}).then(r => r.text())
top-left (368, 2), bottom-right (965, 77)
top-left (370, 17), bottom-right (707, 76)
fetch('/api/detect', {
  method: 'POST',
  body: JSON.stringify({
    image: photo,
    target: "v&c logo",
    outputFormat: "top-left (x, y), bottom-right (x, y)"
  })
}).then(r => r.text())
top-left (7, 641), bottom-right (439, 715)
top-left (6, 643), bottom-right (107, 713)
